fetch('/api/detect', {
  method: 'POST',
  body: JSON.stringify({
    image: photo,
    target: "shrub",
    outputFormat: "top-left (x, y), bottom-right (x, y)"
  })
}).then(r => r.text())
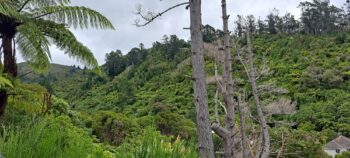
top-left (115, 127), bottom-right (198, 158)
top-left (90, 111), bottom-right (140, 146)
top-left (336, 151), bottom-right (350, 158)
top-left (155, 112), bottom-right (196, 139)
top-left (0, 116), bottom-right (106, 158)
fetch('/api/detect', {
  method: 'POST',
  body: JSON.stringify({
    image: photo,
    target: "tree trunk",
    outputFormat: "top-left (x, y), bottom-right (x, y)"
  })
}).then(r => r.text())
top-left (189, 0), bottom-right (215, 157)
top-left (237, 94), bottom-right (250, 158)
top-left (3, 35), bottom-right (17, 77)
top-left (221, 0), bottom-right (236, 157)
top-left (0, 34), bottom-right (16, 116)
top-left (0, 91), bottom-right (7, 116)
top-left (211, 0), bottom-right (237, 157)
top-left (246, 29), bottom-right (270, 158)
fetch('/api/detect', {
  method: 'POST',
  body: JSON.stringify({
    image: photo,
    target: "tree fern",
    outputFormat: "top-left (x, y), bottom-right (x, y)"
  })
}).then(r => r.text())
top-left (0, 0), bottom-right (114, 72)
top-left (0, 0), bottom-right (114, 115)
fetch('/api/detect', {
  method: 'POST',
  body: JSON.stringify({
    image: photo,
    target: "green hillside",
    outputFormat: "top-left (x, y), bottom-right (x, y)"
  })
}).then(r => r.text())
top-left (17, 33), bottom-right (350, 157)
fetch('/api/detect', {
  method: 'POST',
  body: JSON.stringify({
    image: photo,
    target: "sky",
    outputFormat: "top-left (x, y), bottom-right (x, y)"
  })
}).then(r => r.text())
top-left (18, 0), bottom-right (344, 66)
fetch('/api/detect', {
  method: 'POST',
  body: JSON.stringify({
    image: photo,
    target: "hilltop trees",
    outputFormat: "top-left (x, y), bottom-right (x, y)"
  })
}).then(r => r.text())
top-left (104, 50), bottom-right (126, 77)
top-left (299, 0), bottom-right (343, 34)
top-left (0, 0), bottom-right (114, 116)
top-left (234, 0), bottom-right (348, 35)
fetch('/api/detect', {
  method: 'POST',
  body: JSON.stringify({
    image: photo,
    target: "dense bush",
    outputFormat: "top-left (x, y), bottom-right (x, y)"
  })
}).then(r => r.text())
top-left (89, 111), bottom-right (140, 146)
top-left (155, 111), bottom-right (196, 139)
top-left (115, 127), bottom-right (198, 158)
top-left (0, 116), bottom-right (109, 158)
top-left (335, 151), bottom-right (350, 158)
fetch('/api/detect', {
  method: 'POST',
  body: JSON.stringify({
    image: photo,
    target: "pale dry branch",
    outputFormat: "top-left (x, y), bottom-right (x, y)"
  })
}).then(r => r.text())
top-left (134, 2), bottom-right (189, 27)
top-left (264, 98), bottom-right (297, 116)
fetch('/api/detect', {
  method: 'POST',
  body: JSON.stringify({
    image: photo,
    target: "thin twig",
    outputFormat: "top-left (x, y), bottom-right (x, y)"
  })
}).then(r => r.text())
top-left (18, 0), bottom-right (32, 12)
top-left (135, 2), bottom-right (189, 27)
top-left (19, 71), bottom-right (33, 78)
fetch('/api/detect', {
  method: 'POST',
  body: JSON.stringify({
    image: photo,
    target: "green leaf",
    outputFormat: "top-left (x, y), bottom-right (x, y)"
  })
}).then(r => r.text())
top-left (16, 22), bottom-right (51, 72)
top-left (33, 6), bottom-right (115, 29)
top-left (0, 74), bottom-right (13, 89)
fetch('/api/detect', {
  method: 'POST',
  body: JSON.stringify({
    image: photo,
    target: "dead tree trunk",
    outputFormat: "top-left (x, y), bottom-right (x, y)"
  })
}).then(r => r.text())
top-left (221, 0), bottom-right (236, 157)
top-left (189, 0), bottom-right (215, 157)
top-left (211, 0), bottom-right (237, 157)
top-left (134, 2), bottom-right (214, 157)
top-left (237, 94), bottom-right (250, 158)
top-left (246, 29), bottom-right (270, 158)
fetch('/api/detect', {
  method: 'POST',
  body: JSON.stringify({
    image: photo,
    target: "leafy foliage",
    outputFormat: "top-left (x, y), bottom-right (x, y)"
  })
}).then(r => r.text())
top-left (0, 0), bottom-right (114, 72)
top-left (115, 127), bottom-right (198, 158)
top-left (0, 116), bottom-right (107, 158)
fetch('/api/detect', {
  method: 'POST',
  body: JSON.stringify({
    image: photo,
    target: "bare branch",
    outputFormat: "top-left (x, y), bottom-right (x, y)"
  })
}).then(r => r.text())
top-left (255, 54), bottom-right (271, 80)
top-left (219, 100), bottom-right (227, 114)
top-left (214, 87), bottom-right (220, 124)
top-left (134, 2), bottom-right (189, 27)
top-left (212, 122), bottom-right (230, 138)
top-left (19, 71), bottom-right (33, 78)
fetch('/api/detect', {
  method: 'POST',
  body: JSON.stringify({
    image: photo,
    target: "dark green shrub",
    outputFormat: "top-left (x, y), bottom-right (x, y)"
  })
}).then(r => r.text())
top-left (155, 112), bottom-right (196, 139)
top-left (91, 111), bottom-right (140, 146)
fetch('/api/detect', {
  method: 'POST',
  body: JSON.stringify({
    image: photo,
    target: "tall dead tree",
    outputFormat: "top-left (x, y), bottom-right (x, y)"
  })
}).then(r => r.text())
top-left (246, 28), bottom-right (270, 158)
top-left (134, 1), bottom-right (215, 157)
top-left (190, 1), bottom-right (215, 157)
top-left (211, 0), bottom-right (237, 157)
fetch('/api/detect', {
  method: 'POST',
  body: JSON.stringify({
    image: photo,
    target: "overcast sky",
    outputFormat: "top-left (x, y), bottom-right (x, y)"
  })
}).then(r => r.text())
top-left (18, 0), bottom-right (344, 66)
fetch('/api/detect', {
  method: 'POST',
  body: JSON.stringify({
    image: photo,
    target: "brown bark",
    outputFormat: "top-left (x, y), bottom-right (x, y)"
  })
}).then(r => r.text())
top-left (0, 34), bottom-right (16, 116)
top-left (3, 35), bottom-right (17, 77)
top-left (0, 91), bottom-right (7, 116)
top-left (246, 29), bottom-right (270, 158)
top-left (189, 0), bottom-right (214, 157)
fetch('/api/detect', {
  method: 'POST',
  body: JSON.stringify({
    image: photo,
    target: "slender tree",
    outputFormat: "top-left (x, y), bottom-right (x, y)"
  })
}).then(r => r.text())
top-left (267, 12), bottom-right (277, 34)
top-left (246, 28), bottom-right (270, 158)
top-left (257, 18), bottom-right (266, 34)
top-left (134, 1), bottom-right (215, 157)
top-left (235, 15), bottom-right (244, 37)
top-left (211, 0), bottom-right (238, 157)
top-left (0, 0), bottom-right (114, 116)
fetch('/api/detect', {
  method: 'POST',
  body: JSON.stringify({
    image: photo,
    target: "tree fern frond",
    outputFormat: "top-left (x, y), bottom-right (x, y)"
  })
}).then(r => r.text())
top-left (26, 0), bottom-right (71, 8)
top-left (16, 22), bottom-right (51, 72)
top-left (36, 20), bottom-right (99, 70)
top-left (0, 0), bottom-right (21, 18)
top-left (0, 74), bottom-right (13, 89)
top-left (33, 6), bottom-right (115, 29)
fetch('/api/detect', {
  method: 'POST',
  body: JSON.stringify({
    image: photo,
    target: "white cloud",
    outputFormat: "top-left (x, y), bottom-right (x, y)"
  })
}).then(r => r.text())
top-left (17, 0), bottom-right (345, 66)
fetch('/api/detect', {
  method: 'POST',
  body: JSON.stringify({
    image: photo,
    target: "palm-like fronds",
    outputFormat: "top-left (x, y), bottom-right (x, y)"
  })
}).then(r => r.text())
top-left (25, 0), bottom-right (71, 8)
top-left (36, 19), bottom-right (98, 69)
top-left (33, 6), bottom-right (115, 29)
top-left (16, 22), bottom-right (51, 71)
top-left (0, 0), bottom-right (114, 72)
top-left (0, 0), bottom-right (22, 18)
